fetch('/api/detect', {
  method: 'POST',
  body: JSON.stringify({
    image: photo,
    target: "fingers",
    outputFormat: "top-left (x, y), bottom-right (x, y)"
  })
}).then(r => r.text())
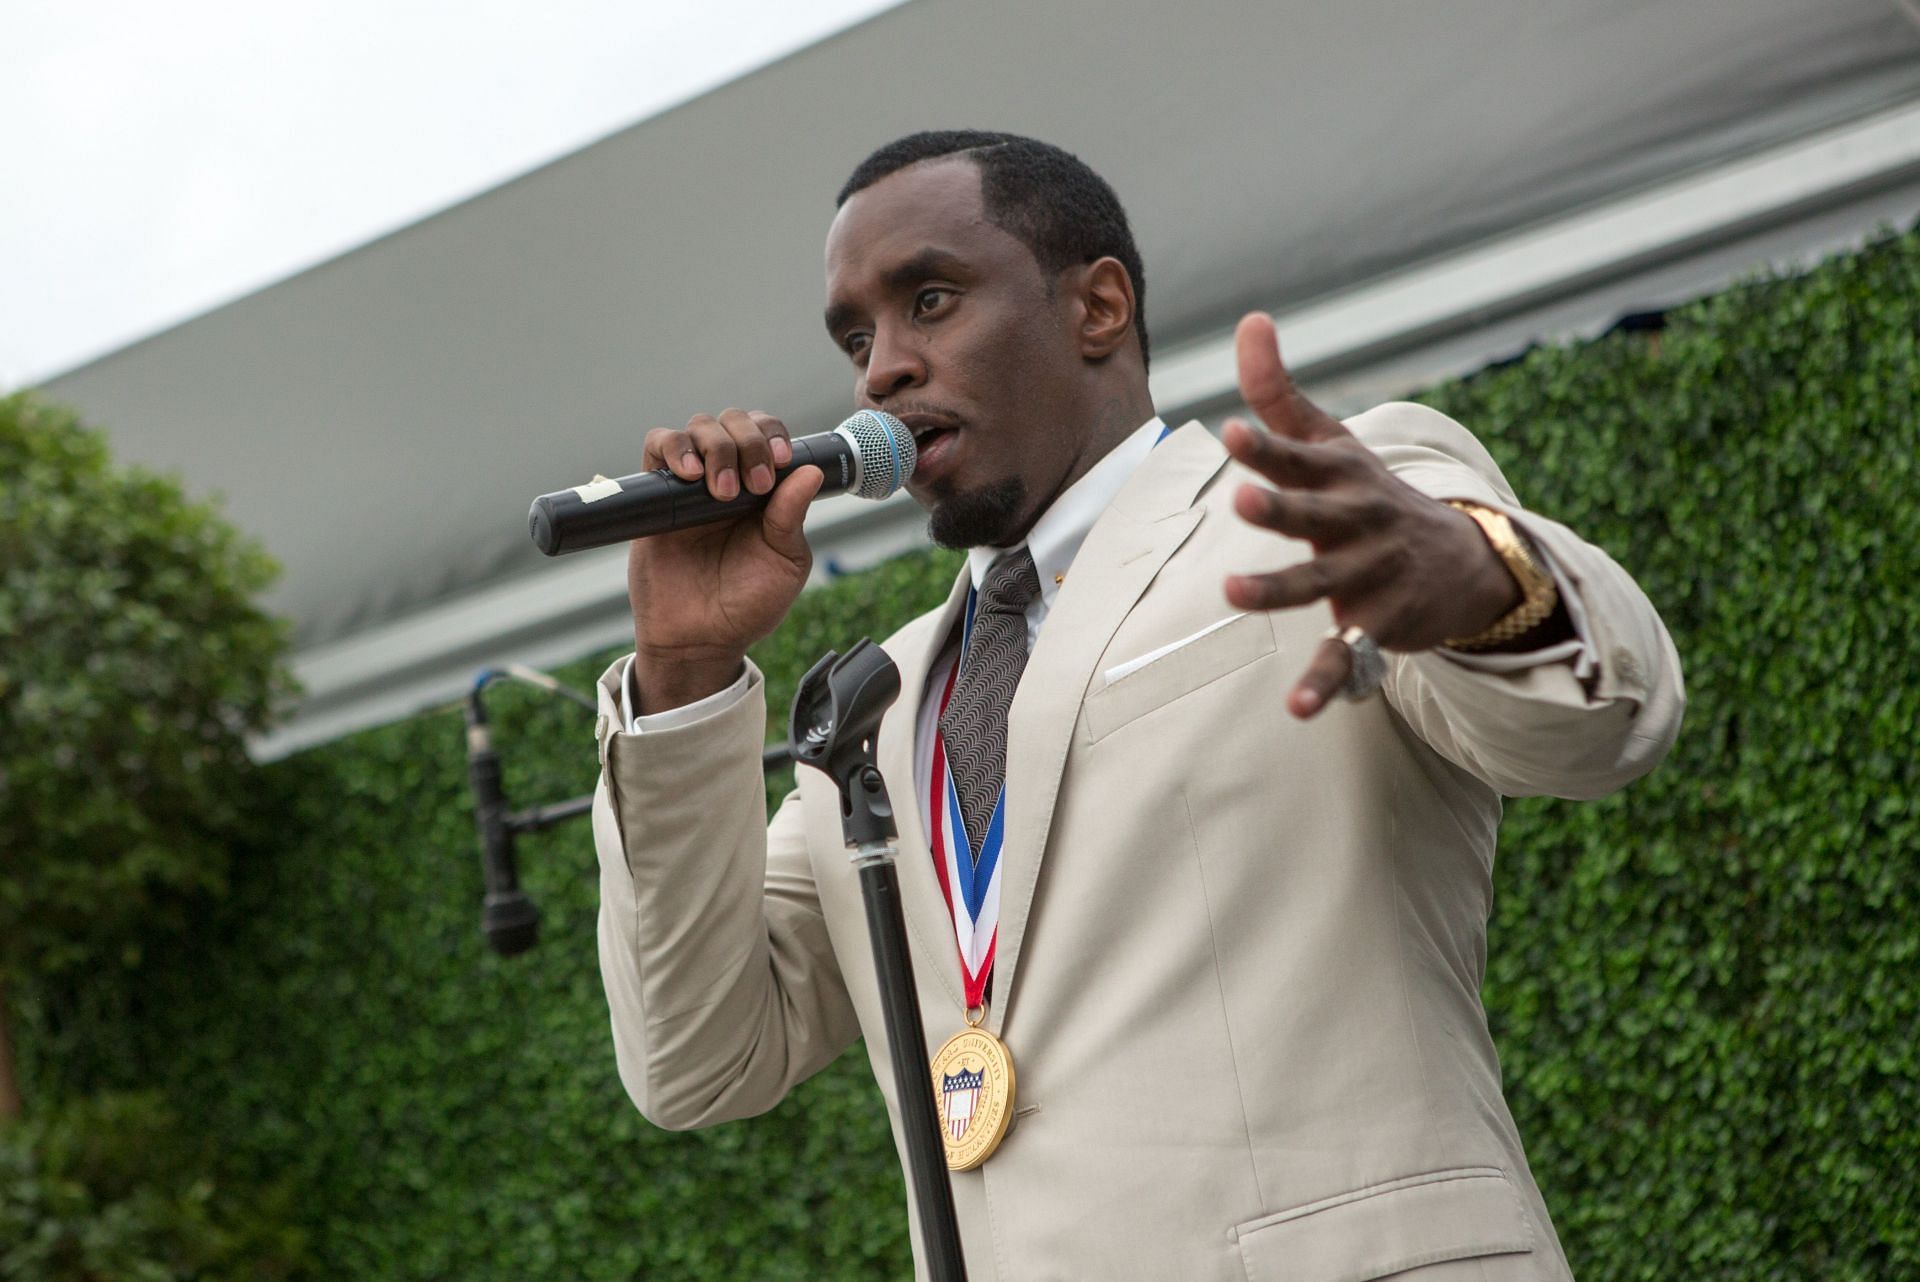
top-left (1288, 635), bottom-right (1353, 719)
top-left (1224, 543), bottom-right (1391, 613)
top-left (1225, 557), bottom-right (1329, 612)
top-left (685, 412), bottom-right (744, 500)
top-left (760, 464), bottom-right (824, 558)
top-left (643, 426), bottom-right (703, 480)
top-left (1233, 313), bottom-right (1352, 444)
top-left (1234, 312), bottom-right (1313, 440)
top-left (1222, 417), bottom-right (1367, 493)
top-left (1232, 479), bottom-right (1379, 545)
top-left (717, 408), bottom-right (780, 497)
top-left (643, 410), bottom-right (794, 500)
top-left (748, 411), bottom-right (795, 469)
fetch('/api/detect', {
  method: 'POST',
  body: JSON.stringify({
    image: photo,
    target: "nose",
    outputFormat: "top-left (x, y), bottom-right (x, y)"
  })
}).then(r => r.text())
top-left (861, 322), bottom-right (923, 403)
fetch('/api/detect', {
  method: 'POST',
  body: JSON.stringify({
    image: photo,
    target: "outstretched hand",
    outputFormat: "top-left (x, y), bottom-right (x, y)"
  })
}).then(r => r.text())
top-left (1222, 314), bottom-right (1520, 719)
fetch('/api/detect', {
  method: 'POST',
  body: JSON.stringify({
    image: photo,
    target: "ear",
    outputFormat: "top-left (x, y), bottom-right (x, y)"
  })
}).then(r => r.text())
top-left (1074, 257), bottom-right (1137, 362)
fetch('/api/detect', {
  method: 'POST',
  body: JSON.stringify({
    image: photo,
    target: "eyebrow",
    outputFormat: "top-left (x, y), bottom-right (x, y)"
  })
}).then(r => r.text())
top-left (823, 248), bottom-right (972, 339)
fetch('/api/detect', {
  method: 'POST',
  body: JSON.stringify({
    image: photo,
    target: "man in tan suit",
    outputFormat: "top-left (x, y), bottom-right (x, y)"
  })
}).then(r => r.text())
top-left (592, 131), bottom-right (1682, 1280)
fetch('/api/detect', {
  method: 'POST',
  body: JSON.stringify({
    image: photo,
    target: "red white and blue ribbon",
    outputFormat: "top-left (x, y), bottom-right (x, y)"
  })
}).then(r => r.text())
top-left (925, 426), bottom-right (1170, 1007)
top-left (929, 588), bottom-right (1003, 1009)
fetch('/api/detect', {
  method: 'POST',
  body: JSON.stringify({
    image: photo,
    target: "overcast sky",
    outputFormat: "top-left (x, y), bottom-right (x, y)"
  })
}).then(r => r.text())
top-left (1, 0), bottom-right (904, 390)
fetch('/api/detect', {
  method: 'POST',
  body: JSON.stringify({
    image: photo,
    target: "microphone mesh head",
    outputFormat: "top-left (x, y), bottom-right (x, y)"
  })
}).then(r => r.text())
top-left (836, 410), bottom-right (917, 500)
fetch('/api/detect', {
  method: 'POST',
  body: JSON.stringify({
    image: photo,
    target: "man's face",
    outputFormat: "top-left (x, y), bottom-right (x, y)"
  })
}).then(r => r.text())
top-left (824, 158), bottom-right (1091, 549)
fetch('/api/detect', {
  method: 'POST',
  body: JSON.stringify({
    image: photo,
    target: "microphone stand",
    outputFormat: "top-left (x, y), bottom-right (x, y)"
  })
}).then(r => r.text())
top-left (790, 642), bottom-right (968, 1282)
top-left (462, 665), bottom-right (795, 956)
top-left (463, 672), bottom-right (556, 955)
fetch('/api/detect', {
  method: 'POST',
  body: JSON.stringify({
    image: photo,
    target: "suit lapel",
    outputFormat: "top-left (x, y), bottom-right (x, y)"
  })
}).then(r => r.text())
top-left (879, 564), bottom-right (972, 1015)
top-left (989, 422), bottom-right (1228, 1035)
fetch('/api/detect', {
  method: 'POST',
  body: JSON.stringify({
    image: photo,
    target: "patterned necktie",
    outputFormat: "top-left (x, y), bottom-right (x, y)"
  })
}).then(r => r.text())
top-left (939, 548), bottom-right (1042, 863)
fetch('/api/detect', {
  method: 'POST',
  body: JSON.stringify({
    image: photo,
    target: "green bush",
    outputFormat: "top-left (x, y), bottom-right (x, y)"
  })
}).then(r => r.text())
top-left (0, 396), bottom-right (302, 1279)
top-left (1420, 229), bottom-right (1919, 1279)
top-left (16, 227), bottom-right (1919, 1279)
top-left (15, 549), bottom-right (957, 1282)
top-left (0, 393), bottom-right (297, 984)
top-left (0, 1092), bottom-right (308, 1281)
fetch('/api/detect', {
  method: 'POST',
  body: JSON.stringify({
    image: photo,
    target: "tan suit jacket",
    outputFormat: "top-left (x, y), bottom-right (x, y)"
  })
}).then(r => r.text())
top-left (592, 404), bottom-right (1684, 1282)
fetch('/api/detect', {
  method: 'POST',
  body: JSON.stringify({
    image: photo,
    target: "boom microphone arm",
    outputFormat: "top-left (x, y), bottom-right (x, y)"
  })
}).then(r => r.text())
top-left (462, 665), bottom-right (791, 956)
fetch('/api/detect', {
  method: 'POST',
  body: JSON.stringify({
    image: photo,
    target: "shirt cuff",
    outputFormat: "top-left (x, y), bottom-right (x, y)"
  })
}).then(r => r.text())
top-left (1434, 528), bottom-right (1597, 682)
top-left (616, 654), bottom-right (752, 733)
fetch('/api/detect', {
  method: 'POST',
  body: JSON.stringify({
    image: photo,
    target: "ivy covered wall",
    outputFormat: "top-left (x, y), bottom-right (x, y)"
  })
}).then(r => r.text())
top-left (20, 227), bottom-right (1918, 1280)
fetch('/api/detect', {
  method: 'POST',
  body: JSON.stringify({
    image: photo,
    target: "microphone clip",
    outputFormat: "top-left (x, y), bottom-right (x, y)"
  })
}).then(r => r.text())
top-left (788, 639), bottom-right (901, 850)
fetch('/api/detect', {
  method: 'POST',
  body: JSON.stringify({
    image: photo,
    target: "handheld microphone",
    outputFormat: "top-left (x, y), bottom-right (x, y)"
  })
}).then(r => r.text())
top-left (528, 409), bottom-right (916, 556)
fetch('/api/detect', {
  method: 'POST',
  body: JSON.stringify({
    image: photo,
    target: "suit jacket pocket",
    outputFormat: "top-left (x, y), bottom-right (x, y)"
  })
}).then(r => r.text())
top-left (1082, 610), bottom-right (1275, 743)
top-left (1234, 1167), bottom-right (1537, 1282)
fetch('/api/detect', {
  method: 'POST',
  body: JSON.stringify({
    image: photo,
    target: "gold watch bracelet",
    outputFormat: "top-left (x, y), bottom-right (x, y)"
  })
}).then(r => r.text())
top-left (1442, 500), bottom-right (1560, 651)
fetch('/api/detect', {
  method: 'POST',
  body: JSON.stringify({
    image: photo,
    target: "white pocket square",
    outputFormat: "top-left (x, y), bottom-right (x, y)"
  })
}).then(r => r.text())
top-left (1102, 613), bottom-right (1246, 687)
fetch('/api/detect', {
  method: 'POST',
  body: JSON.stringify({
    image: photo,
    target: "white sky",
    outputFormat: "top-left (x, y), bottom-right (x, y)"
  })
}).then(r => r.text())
top-left (0, 0), bottom-right (905, 390)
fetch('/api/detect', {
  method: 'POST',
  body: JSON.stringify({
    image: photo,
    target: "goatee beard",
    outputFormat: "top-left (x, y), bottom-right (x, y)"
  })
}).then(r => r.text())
top-left (926, 476), bottom-right (1029, 550)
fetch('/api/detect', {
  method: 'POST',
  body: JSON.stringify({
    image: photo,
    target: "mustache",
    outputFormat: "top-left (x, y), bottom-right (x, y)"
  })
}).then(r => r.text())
top-left (882, 402), bottom-right (964, 427)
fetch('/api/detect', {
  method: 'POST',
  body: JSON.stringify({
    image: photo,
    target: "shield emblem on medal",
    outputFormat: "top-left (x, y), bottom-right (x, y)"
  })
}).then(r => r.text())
top-left (941, 1066), bottom-right (984, 1141)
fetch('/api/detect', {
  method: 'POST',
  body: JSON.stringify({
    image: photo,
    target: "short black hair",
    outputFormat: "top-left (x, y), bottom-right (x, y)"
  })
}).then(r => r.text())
top-left (837, 130), bottom-right (1150, 369)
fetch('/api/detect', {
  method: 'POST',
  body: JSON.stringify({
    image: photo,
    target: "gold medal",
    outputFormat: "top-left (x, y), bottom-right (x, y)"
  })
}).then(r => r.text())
top-left (929, 1007), bottom-right (1016, 1170)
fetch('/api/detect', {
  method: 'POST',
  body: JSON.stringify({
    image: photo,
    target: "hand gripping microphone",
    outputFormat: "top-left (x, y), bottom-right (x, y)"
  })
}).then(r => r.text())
top-left (528, 409), bottom-right (916, 556)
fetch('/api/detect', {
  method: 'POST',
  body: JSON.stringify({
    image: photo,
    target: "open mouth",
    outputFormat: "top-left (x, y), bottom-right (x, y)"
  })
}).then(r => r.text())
top-left (898, 415), bottom-right (961, 479)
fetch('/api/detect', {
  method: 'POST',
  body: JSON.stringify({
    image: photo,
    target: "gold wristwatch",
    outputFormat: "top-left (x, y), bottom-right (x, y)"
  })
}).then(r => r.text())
top-left (1442, 500), bottom-right (1559, 650)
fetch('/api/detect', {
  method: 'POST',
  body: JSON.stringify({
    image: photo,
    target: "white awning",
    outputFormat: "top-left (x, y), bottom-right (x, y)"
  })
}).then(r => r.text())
top-left (36, 0), bottom-right (1920, 756)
